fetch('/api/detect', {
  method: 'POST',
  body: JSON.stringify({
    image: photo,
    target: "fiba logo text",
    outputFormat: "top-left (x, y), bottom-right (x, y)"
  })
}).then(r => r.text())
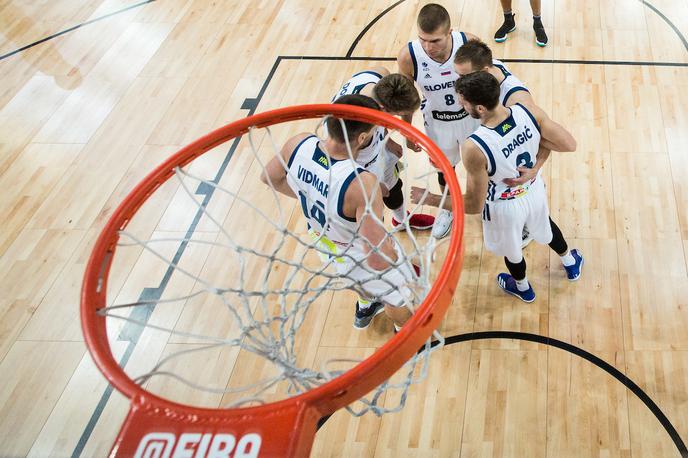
top-left (133, 432), bottom-right (262, 458)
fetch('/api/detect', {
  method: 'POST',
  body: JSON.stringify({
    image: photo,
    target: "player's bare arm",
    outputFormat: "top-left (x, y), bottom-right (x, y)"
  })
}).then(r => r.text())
top-left (459, 140), bottom-right (488, 214)
top-left (260, 132), bottom-right (310, 198)
top-left (503, 144), bottom-right (551, 187)
top-left (396, 45), bottom-right (422, 151)
top-left (345, 171), bottom-right (398, 270)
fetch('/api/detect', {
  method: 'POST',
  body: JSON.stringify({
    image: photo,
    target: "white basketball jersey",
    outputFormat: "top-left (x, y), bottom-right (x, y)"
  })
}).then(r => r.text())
top-left (468, 104), bottom-right (542, 203)
top-left (492, 59), bottom-right (530, 106)
top-left (330, 71), bottom-right (386, 168)
top-left (409, 31), bottom-right (476, 126)
top-left (331, 70), bottom-right (383, 101)
top-left (286, 135), bottom-right (366, 245)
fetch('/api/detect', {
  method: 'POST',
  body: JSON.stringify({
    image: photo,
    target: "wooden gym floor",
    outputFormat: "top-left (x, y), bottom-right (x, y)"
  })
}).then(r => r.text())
top-left (1, 0), bottom-right (687, 456)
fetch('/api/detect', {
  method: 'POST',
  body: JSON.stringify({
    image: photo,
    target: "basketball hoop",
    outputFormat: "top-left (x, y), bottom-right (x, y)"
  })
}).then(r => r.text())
top-left (81, 104), bottom-right (464, 457)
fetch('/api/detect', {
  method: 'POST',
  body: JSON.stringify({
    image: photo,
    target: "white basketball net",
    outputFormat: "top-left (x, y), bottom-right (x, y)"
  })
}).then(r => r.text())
top-left (99, 114), bottom-right (453, 418)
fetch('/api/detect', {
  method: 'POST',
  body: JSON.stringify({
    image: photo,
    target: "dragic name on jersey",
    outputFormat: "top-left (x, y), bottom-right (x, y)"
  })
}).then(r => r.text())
top-left (468, 104), bottom-right (542, 203)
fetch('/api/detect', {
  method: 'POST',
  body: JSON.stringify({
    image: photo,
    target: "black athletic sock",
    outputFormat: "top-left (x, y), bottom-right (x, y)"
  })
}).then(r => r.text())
top-left (548, 218), bottom-right (568, 255)
top-left (504, 256), bottom-right (527, 281)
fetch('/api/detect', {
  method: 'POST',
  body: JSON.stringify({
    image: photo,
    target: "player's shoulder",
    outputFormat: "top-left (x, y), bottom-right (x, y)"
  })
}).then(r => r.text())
top-left (288, 132), bottom-right (314, 147)
top-left (283, 132), bottom-right (315, 157)
top-left (461, 138), bottom-right (488, 171)
top-left (462, 31), bottom-right (480, 42)
top-left (344, 168), bottom-right (377, 199)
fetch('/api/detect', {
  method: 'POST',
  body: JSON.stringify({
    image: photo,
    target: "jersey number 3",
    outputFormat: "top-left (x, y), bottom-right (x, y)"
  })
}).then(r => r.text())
top-left (516, 152), bottom-right (534, 169)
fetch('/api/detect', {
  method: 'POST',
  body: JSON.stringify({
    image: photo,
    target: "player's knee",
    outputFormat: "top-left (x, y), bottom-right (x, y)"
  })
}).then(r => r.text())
top-left (437, 172), bottom-right (446, 188)
top-left (383, 179), bottom-right (404, 209)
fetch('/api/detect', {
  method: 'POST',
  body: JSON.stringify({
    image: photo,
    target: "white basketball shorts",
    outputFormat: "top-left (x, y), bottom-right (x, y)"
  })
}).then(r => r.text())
top-left (481, 178), bottom-right (553, 261)
top-left (423, 112), bottom-right (480, 166)
top-left (365, 148), bottom-right (401, 192)
top-left (308, 229), bottom-right (415, 307)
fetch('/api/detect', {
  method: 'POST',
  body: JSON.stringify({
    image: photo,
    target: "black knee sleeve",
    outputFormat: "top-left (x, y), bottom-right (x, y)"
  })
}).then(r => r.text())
top-left (383, 179), bottom-right (404, 210)
top-left (437, 171), bottom-right (446, 188)
top-left (548, 217), bottom-right (568, 255)
top-left (504, 256), bottom-right (527, 281)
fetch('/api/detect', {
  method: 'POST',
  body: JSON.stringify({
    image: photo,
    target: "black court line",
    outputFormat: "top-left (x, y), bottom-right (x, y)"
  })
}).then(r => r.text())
top-left (640, 0), bottom-right (688, 52)
top-left (316, 331), bottom-right (688, 457)
top-left (279, 54), bottom-right (688, 67)
top-left (0, 0), bottom-right (156, 62)
top-left (70, 55), bottom-right (283, 458)
top-left (346, 0), bottom-right (406, 58)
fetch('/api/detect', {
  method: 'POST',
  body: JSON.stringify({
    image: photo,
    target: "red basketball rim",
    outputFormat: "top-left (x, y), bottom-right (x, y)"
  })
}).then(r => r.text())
top-left (81, 104), bottom-right (465, 457)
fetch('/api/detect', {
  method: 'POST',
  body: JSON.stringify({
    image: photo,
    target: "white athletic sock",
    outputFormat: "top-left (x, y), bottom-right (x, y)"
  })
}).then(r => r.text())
top-left (394, 323), bottom-right (403, 332)
top-left (392, 205), bottom-right (406, 223)
top-left (515, 277), bottom-right (530, 292)
top-left (358, 298), bottom-right (371, 311)
top-left (560, 251), bottom-right (575, 267)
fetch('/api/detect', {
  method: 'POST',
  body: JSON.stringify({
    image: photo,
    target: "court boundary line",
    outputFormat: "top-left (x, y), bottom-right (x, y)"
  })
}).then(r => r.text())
top-left (0, 0), bottom-right (157, 62)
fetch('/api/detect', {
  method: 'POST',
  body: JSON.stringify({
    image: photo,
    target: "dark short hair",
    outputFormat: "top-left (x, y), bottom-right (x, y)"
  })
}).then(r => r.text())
top-left (327, 94), bottom-right (380, 143)
top-left (454, 39), bottom-right (493, 70)
top-left (455, 71), bottom-right (500, 110)
top-left (373, 73), bottom-right (420, 112)
top-left (417, 3), bottom-right (450, 33)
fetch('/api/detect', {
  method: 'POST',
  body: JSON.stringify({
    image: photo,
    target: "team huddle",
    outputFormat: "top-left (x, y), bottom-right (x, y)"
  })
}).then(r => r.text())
top-left (261, 4), bottom-right (583, 331)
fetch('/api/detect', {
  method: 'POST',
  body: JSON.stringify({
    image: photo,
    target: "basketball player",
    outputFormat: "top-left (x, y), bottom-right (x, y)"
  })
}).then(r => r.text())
top-left (454, 39), bottom-right (552, 245)
top-left (261, 94), bottom-right (415, 330)
top-left (397, 3), bottom-right (480, 239)
top-left (330, 67), bottom-right (435, 232)
top-left (411, 72), bottom-right (583, 301)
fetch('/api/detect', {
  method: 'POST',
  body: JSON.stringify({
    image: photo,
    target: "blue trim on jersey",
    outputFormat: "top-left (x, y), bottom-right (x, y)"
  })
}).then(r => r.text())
top-left (482, 203), bottom-right (491, 222)
top-left (494, 63), bottom-right (511, 77)
top-left (460, 31), bottom-right (467, 44)
top-left (469, 134), bottom-right (496, 177)
top-left (503, 86), bottom-right (529, 105)
top-left (487, 180), bottom-right (497, 202)
top-left (351, 70), bottom-right (383, 80)
top-left (337, 168), bottom-right (367, 222)
top-left (408, 42), bottom-right (418, 81)
top-left (515, 102), bottom-right (541, 133)
top-left (288, 135), bottom-right (316, 169)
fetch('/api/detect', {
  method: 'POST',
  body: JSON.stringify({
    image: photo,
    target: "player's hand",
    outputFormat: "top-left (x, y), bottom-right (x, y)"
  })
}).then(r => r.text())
top-left (386, 140), bottom-right (403, 158)
top-left (503, 166), bottom-right (537, 187)
top-left (410, 186), bottom-right (428, 204)
top-left (406, 139), bottom-right (422, 152)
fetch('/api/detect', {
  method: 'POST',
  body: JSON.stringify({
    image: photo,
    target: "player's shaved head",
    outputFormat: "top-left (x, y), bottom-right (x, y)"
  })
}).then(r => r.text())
top-left (374, 74), bottom-right (420, 114)
top-left (417, 3), bottom-right (450, 33)
top-left (327, 94), bottom-right (380, 144)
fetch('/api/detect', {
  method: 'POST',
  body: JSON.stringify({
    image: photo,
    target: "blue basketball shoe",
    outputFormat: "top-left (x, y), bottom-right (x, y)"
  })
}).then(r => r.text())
top-left (497, 273), bottom-right (536, 303)
top-left (564, 249), bottom-right (584, 281)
